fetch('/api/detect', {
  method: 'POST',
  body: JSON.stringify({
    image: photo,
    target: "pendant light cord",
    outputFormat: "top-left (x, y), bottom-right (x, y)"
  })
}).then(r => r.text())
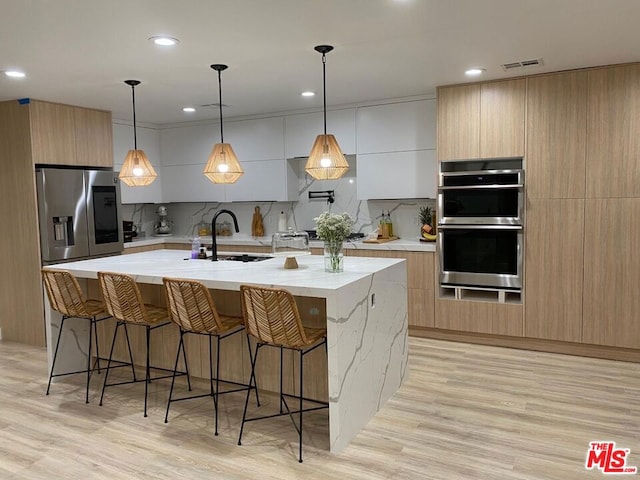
top-left (131, 84), bottom-right (138, 150)
top-left (322, 52), bottom-right (327, 136)
top-left (218, 69), bottom-right (224, 143)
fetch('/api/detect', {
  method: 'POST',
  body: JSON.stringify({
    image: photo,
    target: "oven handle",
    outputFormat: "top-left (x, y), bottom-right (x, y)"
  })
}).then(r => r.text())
top-left (438, 184), bottom-right (523, 191)
top-left (437, 224), bottom-right (523, 230)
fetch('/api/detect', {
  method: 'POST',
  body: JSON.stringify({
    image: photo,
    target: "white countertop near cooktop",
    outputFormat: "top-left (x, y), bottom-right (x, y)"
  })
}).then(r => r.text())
top-left (124, 234), bottom-right (436, 252)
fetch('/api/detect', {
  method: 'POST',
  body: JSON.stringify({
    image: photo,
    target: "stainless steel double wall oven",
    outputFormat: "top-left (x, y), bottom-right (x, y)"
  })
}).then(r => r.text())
top-left (437, 159), bottom-right (524, 291)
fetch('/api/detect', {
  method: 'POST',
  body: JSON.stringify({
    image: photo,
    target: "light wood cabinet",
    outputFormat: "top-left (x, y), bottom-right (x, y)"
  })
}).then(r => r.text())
top-left (526, 71), bottom-right (587, 199)
top-left (479, 79), bottom-right (526, 159)
top-left (437, 79), bottom-right (525, 161)
top-left (29, 100), bottom-right (113, 167)
top-left (582, 198), bottom-right (640, 348)
top-left (435, 297), bottom-right (523, 336)
top-left (74, 107), bottom-right (113, 167)
top-left (29, 101), bottom-right (76, 165)
top-left (347, 250), bottom-right (435, 328)
top-left (437, 84), bottom-right (480, 160)
top-left (586, 64), bottom-right (640, 198)
top-left (524, 198), bottom-right (584, 342)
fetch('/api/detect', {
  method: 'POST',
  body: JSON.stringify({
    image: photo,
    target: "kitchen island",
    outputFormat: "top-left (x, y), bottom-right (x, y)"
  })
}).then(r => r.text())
top-left (43, 250), bottom-right (408, 453)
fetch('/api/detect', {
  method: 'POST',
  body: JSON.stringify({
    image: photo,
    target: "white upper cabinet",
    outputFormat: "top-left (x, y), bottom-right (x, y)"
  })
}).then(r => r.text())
top-left (113, 122), bottom-right (163, 204)
top-left (160, 123), bottom-right (216, 167)
top-left (160, 163), bottom-right (226, 203)
top-left (225, 116), bottom-right (285, 161)
top-left (225, 159), bottom-right (298, 202)
top-left (285, 108), bottom-right (356, 158)
top-left (357, 149), bottom-right (437, 200)
top-left (356, 99), bottom-right (436, 154)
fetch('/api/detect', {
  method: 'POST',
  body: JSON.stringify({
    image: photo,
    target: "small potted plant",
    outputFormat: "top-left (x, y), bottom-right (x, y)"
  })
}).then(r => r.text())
top-left (419, 205), bottom-right (436, 241)
top-left (314, 211), bottom-right (353, 272)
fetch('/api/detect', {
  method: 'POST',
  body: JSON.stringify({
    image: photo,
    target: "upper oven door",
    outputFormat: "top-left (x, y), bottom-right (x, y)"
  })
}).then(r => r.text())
top-left (438, 169), bottom-right (524, 226)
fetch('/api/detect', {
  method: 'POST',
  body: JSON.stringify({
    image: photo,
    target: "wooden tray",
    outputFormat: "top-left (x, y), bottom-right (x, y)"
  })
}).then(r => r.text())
top-left (362, 236), bottom-right (399, 244)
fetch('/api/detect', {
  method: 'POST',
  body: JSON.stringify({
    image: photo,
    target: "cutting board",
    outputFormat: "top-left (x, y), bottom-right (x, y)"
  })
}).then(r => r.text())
top-left (362, 236), bottom-right (399, 244)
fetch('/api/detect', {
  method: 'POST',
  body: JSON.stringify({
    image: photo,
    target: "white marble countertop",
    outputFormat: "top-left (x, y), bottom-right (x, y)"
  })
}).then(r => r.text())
top-left (51, 249), bottom-right (405, 297)
top-left (125, 234), bottom-right (436, 253)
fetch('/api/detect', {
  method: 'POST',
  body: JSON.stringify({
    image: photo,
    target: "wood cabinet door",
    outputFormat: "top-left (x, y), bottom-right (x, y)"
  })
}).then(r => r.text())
top-left (480, 79), bottom-right (526, 159)
top-left (582, 198), bottom-right (640, 348)
top-left (435, 298), bottom-right (523, 336)
top-left (74, 107), bottom-right (113, 167)
top-left (29, 100), bottom-right (76, 165)
top-left (524, 198), bottom-right (584, 342)
top-left (586, 64), bottom-right (640, 198)
top-left (437, 84), bottom-right (480, 160)
top-left (526, 72), bottom-right (587, 199)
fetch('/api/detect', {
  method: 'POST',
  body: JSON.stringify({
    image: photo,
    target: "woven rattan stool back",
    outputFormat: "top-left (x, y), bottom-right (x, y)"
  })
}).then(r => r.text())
top-left (42, 269), bottom-right (96, 318)
top-left (163, 277), bottom-right (225, 333)
top-left (239, 285), bottom-right (314, 348)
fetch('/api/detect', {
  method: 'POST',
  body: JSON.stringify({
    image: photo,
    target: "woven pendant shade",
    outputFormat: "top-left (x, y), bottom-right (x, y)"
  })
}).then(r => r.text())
top-left (119, 149), bottom-right (157, 186)
top-left (305, 134), bottom-right (349, 180)
top-left (204, 143), bottom-right (244, 184)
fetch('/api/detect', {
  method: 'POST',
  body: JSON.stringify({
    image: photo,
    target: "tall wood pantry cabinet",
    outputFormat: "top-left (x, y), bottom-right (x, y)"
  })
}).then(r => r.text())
top-left (0, 99), bottom-right (113, 346)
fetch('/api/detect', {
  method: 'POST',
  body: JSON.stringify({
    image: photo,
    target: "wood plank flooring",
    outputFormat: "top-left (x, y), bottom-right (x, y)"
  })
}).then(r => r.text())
top-left (1, 337), bottom-right (638, 479)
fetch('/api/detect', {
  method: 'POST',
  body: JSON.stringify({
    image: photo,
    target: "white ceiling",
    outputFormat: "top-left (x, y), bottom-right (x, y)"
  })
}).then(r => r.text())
top-left (1, 0), bottom-right (639, 125)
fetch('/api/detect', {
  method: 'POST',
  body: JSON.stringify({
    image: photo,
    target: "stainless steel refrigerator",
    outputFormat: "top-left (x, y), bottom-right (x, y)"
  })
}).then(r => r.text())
top-left (35, 167), bottom-right (124, 264)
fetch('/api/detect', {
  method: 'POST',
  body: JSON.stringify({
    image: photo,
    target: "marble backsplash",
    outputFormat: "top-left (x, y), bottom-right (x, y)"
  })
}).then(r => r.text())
top-left (122, 165), bottom-right (435, 241)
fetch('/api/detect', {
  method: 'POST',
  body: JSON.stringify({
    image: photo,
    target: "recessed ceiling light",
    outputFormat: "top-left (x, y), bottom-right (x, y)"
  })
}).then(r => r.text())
top-left (149, 36), bottom-right (180, 46)
top-left (301, 91), bottom-right (315, 97)
top-left (465, 68), bottom-right (486, 77)
top-left (182, 107), bottom-right (196, 113)
top-left (5, 70), bottom-right (26, 78)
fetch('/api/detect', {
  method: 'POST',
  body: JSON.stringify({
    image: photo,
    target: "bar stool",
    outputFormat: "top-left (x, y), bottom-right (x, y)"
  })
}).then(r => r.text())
top-left (97, 271), bottom-right (190, 417)
top-left (163, 277), bottom-right (260, 435)
top-left (41, 269), bottom-right (113, 404)
top-left (237, 284), bottom-right (328, 463)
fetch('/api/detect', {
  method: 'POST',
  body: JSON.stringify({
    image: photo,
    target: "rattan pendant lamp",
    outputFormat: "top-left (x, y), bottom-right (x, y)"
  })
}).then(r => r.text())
top-left (119, 80), bottom-right (157, 186)
top-left (203, 64), bottom-right (243, 184)
top-left (305, 45), bottom-right (349, 180)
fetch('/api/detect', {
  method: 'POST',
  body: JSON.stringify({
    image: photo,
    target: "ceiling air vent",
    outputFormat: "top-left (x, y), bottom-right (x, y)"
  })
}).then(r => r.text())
top-left (501, 58), bottom-right (544, 72)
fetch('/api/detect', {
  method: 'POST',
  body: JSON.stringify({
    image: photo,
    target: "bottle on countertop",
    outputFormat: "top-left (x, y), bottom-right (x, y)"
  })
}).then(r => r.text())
top-left (191, 237), bottom-right (201, 259)
top-left (278, 211), bottom-right (287, 232)
top-left (197, 247), bottom-right (208, 260)
top-left (386, 210), bottom-right (394, 237)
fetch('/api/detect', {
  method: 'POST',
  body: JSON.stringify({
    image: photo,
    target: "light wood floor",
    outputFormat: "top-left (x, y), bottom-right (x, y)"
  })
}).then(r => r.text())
top-left (1, 337), bottom-right (638, 479)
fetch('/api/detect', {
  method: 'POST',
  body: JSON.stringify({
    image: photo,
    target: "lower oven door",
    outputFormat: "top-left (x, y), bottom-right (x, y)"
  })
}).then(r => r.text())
top-left (438, 225), bottom-right (523, 290)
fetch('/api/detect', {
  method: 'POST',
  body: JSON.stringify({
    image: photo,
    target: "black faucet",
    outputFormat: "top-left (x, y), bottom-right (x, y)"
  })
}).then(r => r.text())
top-left (211, 209), bottom-right (239, 261)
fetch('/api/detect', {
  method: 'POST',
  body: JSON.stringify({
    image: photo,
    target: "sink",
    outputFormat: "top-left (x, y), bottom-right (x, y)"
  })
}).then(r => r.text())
top-left (217, 254), bottom-right (273, 263)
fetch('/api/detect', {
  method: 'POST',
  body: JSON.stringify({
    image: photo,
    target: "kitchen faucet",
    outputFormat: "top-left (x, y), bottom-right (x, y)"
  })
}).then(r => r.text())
top-left (211, 209), bottom-right (239, 261)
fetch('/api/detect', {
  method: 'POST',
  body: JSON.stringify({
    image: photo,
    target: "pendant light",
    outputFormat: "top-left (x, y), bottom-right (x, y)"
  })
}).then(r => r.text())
top-left (119, 80), bottom-right (157, 187)
top-left (203, 64), bottom-right (243, 184)
top-left (305, 45), bottom-right (349, 180)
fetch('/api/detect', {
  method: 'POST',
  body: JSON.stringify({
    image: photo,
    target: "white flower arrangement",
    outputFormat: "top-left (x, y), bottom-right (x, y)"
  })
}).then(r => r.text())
top-left (313, 211), bottom-right (353, 243)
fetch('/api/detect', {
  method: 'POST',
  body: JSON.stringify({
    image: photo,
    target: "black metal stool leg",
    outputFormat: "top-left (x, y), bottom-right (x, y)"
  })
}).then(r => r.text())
top-left (298, 349), bottom-right (304, 463)
top-left (164, 329), bottom-right (185, 423)
top-left (238, 343), bottom-right (260, 446)
top-left (214, 335), bottom-right (221, 436)
top-left (280, 347), bottom-right (284, 414)
top-left (182, 334), bottom-right (192, 391)
top-left (144, 325), bottom-right (150, 417)
top-left (93, 318), bottom-right (102, 373)
top-left (123, 323), bottom-right (137, 382)
top-left (245, 336), bottom-right (260, 407)
top-left (46, 316), bottom-right (67, 396)
top-left (85, 318), bottom-right (93, 404)
top-left (100, 321), bottom-right (120, 406)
